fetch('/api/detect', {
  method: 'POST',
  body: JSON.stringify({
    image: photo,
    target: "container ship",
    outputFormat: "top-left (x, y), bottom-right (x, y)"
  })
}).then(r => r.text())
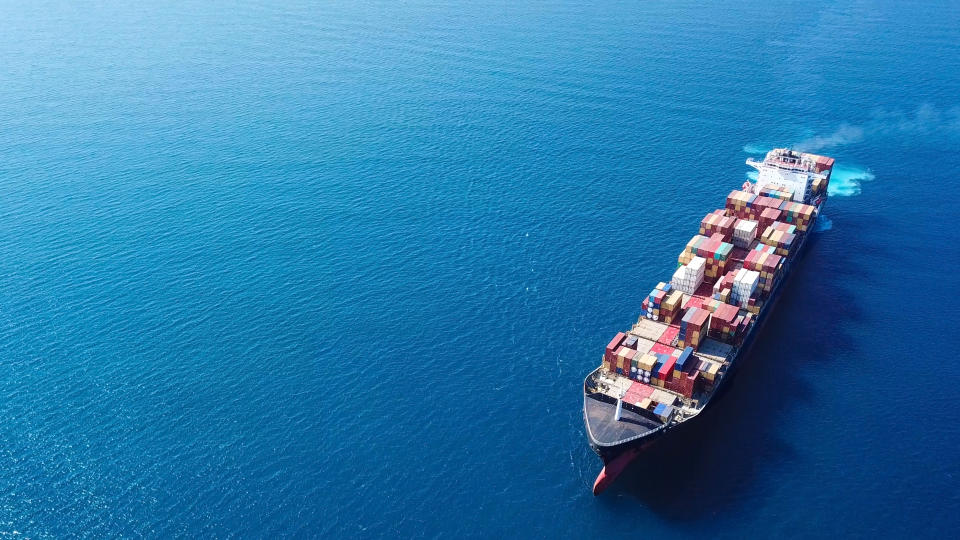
top-left (583, 148), bottom-right (835, 495)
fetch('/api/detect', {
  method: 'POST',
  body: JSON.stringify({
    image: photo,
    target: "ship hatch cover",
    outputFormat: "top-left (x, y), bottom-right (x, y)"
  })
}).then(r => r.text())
top-left (697, 338), bottom-right (733, 361)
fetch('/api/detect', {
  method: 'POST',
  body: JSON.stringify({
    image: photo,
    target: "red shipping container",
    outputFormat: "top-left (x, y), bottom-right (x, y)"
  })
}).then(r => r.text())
top-left (622, 348), bottom-right (636, 372)
top-left (711, 302), bottom-right (738, 325)
top-left (682, 370), bottom-right (699, 397)
top-left (658, 355), bottom-right (677, 380)
top-left (759, 208), bottom-right (781, 232)
top-left (650, 343), bottom-right (675, 356)
top-left (624, 381), bottom-right (655, 403)
top-left (611, 345), bottom-right (625, 367)
top-left (605, 332), bottom-right (626, 362)
top-left (814, 156), bottom-right (835, 173)
top-left (753, 195), bottom-right (782, 211)
top-left (685, 308), bottom-right (710, 329)
top-left (657, 325), bottom-right (680, 345)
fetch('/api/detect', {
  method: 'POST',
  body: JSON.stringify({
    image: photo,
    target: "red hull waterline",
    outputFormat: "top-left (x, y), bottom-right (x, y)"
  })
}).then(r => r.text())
top-left (592, 447), bottom-right (640, 496)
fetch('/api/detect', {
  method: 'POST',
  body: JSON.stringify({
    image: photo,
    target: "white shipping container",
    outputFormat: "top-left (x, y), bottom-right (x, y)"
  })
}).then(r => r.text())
top-left (688, 256), bottom-right (707, 277)
top-left (671, 265), bottom-right (700, 294)
top-left (731, 269), bottom-right (759, 305)
top-left (733, 219), bottom-right (758, 248)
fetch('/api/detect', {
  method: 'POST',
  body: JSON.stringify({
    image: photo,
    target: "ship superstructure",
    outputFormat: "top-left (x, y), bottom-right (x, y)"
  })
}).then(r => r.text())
top-left (583, 148), bottom-right (835, 495)
top-left (746, 149), bottom-right (833, 204)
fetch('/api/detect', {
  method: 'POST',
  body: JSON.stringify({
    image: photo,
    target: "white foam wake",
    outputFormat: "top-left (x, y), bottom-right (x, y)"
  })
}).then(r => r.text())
top-left (827, 165), bottom-right (874, 197)
top-left (813, 214), bottom-right (833, 232)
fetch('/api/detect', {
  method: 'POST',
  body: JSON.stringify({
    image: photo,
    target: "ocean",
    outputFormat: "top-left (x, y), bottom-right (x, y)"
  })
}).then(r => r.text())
top-left (1, 0), bottom-right (959, 536)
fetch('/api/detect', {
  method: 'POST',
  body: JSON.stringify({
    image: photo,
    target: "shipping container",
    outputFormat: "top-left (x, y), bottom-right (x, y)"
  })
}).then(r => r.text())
top-left (605, 332), bottom-right (626, 363)
top-left (732, 219), bottom-right (758, 248)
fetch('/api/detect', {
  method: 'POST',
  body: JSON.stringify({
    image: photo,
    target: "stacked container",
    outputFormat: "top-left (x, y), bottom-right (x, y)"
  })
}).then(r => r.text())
top-left (679, 307), bottom-right (709, 349)
top-left (624, 337), bottom-right (654, 380)
top-left (691, 234), bottom-right (733, 280)
top-left (743, 248), bottom-right (783, 294)
top-left (713, 269), bottom-right (737, 292)
top-left (768, 221), bottom-right (797, 235)
top-left (616, 347), bottom-right (637, 376)
top-left (732, 219), bottom-right (758, 248)
top-left (622, 381), bottom-right (654, 406)
top-left (636, 353), bottom-right (656, 383)
top-left (657, 325), bottom-right (679, 346)
top-left (603, 332), bottom-right (626, 371)
top-left (754, 242), bottom-right (776, 256)
top-left (697, 359), bottom-right (721, 383)
top-left (759, 184), bottom-right (793, 201)
top-left (678, 235), bottom-right (709, 265)
top-left (641, 282), bottom-right (672, 320)
top-left (706, 301), bottom-right (740, 342)
top-left (753, 195), bottom-right (786, 214)
top-left (713, 288), bottom-right (731, 303)
top-left (665, 349), bottom-right (699, 398)
top-left (759, 207), bottom-right (782, 233)
top-left (661, 290), bottom-right (684, 324)
top-left (761, 225), bottom-right (795, 256)
top-left (811, 177), bottom-right (826, 195)
top-left (650, 389), bottom-right (677, 407)
top-left (740, 312), bottom-right (754, 336)
top-left (726, 190), bottom-right (758, 220)
top-left (679, 235), bottom-right (732, 276)
top-left (656, 352), bottom-right (677, 383)
top-left (651, 354), bottom-right (665, 387)
top-left (731, 268), bottom-right (759, 306)
top-left (814, 155), bottom-right (836, 173)
top-left (671, 256), bottom-right (705, 294)
top-left (652, 403), bottom-right (674, 422)
top-left (699, 209), bottom-right (736, 241)
top-left (779, 201), bottom-right (816, 231)
top-left (671, 347), bottom-right (694, 378)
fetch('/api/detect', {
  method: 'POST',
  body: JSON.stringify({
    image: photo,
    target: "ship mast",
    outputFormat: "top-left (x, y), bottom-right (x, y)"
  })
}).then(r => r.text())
top-left (614, 388), bottom-right (624, 421)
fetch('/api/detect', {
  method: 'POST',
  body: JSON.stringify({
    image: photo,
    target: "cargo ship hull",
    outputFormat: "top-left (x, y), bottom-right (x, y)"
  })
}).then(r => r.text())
top-left (582, 149), bottom-right (833, 494)
top-left (584, 212), bottom-right (816, 490)
top-left (584, 237), bottom-right (793, 457)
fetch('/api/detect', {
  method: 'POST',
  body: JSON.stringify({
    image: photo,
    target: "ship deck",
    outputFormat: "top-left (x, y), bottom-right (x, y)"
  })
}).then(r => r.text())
top-left (584, 393), bottom-right (663, 445)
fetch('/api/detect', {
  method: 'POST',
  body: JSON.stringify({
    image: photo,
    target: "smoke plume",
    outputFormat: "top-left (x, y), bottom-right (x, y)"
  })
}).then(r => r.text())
top-left (793, 104), bottom-right (960, 152)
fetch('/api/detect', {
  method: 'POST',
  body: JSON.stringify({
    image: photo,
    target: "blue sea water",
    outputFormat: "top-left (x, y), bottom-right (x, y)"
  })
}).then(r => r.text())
top-left (1, 0), bottom-right (959, 536)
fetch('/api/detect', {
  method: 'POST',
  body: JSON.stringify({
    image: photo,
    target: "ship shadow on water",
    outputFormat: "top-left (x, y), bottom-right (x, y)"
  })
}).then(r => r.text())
top-left (607, 211), bottom-right (885, 520)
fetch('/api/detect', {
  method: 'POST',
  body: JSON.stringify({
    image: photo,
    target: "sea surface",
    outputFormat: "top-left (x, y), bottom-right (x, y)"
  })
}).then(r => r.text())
top-left (1, 0), bottom-right (959, 537)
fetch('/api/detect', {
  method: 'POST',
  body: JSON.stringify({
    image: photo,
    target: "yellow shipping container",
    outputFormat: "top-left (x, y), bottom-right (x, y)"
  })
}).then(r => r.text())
top-left (700, 369), bottom-right (715, 382)
top-left (699, 362), bottom-right (720, 381)
top-left (638, 353), bottom-right (656, 371)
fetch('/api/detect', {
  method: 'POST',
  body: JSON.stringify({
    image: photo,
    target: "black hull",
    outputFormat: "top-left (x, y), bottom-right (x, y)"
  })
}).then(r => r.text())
top-left (584, 206), bottom-right (822, 468)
